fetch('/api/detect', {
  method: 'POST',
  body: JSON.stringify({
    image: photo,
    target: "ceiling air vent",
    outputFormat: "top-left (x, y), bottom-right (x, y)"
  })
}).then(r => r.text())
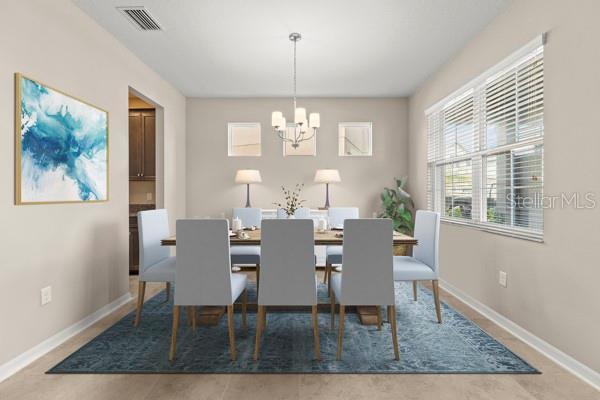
top-left (117, 7), bottom-right (162, 31)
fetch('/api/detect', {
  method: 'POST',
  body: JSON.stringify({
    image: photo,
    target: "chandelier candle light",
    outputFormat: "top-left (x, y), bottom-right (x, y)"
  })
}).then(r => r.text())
top-left (271, 33), bottom-right (320, 149)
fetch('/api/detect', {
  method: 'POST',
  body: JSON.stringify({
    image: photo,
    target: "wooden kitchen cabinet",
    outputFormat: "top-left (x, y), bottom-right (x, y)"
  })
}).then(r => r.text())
top-left (129, 109), bottom-right (155, 180)
top-left (129, 221), bottom-right (139, 274)
top-left (129, 205), bottom-right (155, 274)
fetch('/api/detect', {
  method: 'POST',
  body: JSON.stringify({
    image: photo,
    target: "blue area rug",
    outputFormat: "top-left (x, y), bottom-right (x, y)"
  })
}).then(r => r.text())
top-left (48, 281), bottom-right (538, 374)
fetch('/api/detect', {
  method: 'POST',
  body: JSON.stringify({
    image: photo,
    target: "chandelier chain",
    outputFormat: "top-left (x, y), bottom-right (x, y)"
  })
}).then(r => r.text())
top-left (293, 37), bottom-right (297, 111)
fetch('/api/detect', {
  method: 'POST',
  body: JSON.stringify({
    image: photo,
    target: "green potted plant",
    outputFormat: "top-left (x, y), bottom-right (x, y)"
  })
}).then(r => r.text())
top-left (378, 177), bottom-right (415, 255)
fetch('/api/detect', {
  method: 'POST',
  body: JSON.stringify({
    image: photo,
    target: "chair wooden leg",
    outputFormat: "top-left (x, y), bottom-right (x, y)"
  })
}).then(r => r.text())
top-left (255, 264), bottom-right (260, 295)
top-left (412, 281), bottom-right (418, 301)
top-left (327, 263), bottom-right (332, 296)
top-left (330, 291), bottom-right (336, 329)
top-left (388, 305), bottom-right (400, 360)
top-left (376, 306), bottom-right (382, 330)
top-left (169, 305), bottom-right (180, 361)
top-left (242, 289), bottom-right (248, 331)
top-left (311, 305), bottom-right (321, 360)
top-left (191, 306), bottom-right (197, 331)
top-left (336, 305), bottom-right (345, 360)
top-left (165, 282), bottom-right (171, 302)
top-left (254, 305), bottom-right (264, 361)
top-left (227, 304), bottom-right (237, 361)
top-left (134, 281), bottom-right (146, 327)
top-left (323, 262), bottom-right (329, 284)
top-left (186, 306), bottom-right (193, 326)
top-left (432, 280), bottom-right (442, 323)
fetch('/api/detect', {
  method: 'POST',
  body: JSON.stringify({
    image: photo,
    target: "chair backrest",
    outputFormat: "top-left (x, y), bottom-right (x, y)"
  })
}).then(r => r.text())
top-left (175, 219), bottom-right (233, 306)
top-left (327, 207), bottom-right (359, 229)
top-left (259, 219), bottom-right (317, 306)
top-left (294, 207), bottom-right (311, 219)
top-left (276, 207), bottom-right (311, 219)
top-left (412, 210), bottom-right (440, 273)
top-left (233, 207), bottom-right (262, 228)
top-left (340, 219), bottom-right (395, 306)
top-left (138, 209), bottom-right (171, 275)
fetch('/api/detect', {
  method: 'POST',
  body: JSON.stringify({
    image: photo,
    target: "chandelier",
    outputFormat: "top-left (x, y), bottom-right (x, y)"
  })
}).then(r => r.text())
top-left (271, 32), bottom-right (320, 148)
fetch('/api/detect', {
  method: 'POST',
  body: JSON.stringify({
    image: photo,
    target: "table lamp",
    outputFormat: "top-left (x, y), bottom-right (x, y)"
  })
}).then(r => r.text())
top-left (314, 169), bottom-right (341, 209)
top-left (235, 169), bottom-right (262, 207)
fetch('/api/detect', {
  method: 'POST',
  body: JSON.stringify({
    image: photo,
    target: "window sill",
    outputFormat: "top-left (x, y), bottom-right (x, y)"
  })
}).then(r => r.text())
top-left (440, 218), bottom-right (544, 243)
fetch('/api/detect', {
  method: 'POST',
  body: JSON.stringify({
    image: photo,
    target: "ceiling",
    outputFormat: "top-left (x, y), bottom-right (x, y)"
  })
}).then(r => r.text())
top-left (74, 0), bottom-right (509, 97)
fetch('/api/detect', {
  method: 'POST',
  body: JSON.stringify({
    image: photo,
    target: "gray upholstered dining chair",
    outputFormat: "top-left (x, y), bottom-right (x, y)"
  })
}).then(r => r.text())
top-left (330, 219), bottom-right (399, 360)
top-left (323, 207), bottom-right (359, 294)
top-left (276, 207), bottom-right (311, 219)
top-left (169, 219), bottom-right (248, 361)
top-left (254, 219), bottom-right (320, 360)
top-left (231, 207), bottom-right (262, 283)
top-left (232, 207), bottom-right (262, 228)
top-left (393, 210), bottom-right (442, 323)
top-left (135, 209), bottom-right (175, 327)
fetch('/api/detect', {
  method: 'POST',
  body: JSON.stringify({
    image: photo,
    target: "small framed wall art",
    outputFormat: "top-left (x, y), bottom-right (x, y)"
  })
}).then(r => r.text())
top-left (338, 122), bottom-right (372, 156)
top-left (228, 122), bottom-right (261, 157)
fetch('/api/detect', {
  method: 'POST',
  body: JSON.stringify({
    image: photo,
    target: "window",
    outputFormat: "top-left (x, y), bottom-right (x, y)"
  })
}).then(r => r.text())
top-left (426, 36), bottom-right (544, 241)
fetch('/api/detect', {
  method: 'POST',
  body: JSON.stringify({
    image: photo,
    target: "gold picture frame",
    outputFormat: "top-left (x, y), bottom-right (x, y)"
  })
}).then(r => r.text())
top-left (15, 73), bottom-right (109, 205)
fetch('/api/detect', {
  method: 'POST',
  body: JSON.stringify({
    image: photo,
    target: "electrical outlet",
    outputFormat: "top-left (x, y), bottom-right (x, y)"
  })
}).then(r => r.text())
top-left (41, 286), bottom-right (52, 306)
top-left (498, 271), bottom-right (508, 288)
top-left (146, 192), bottom-right (153, 201)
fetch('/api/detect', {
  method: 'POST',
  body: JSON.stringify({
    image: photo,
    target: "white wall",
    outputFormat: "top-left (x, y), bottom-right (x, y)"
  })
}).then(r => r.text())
top-left (408, 0), bottom-right (600, 374)
top-left (186, 98), bottom-right (408, 218)
top-left (0, 0), bottom-right (186, 366)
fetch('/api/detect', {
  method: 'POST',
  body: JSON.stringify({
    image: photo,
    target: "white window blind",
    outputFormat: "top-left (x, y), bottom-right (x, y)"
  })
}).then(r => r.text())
top-left (426, 36), bottom-right (544, 241)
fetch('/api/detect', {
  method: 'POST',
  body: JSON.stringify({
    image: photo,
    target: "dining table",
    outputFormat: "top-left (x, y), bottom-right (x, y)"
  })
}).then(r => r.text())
top-left (161, 228), bottom-right (417, 247)
top-left (161, 228), bottom-right (417, 326)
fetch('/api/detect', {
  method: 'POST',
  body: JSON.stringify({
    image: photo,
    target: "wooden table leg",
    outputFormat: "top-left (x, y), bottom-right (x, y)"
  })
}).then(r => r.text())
top-left (356, 306), bottom-right (381, 325)
top-left (180, 306), bottom-right (388, 327)
top-left (197, 306), bottom-right (225, 326)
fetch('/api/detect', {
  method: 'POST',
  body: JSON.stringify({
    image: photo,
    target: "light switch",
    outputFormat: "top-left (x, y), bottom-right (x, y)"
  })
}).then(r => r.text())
top-left (498, 271), bottom-right (508, 288)
top-left (41, 286), bottom-right (52, 305)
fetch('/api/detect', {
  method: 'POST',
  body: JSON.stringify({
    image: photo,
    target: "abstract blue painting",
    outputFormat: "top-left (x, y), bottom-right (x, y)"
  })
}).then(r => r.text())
top-left (15, 74), bottom-right (108, 204)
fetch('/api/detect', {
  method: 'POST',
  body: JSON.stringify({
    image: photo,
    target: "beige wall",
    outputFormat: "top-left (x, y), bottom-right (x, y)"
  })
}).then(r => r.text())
top-left (408, 0), bottom-right (600, 373)
top-left (0, 0), bottom-right (186, 366)
top-left (186, 98), bottom-right (408, 218)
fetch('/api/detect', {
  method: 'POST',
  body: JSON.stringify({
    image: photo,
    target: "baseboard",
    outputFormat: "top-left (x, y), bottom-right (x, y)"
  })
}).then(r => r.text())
top-left (440, 280), bottom-right (600, 391)
top-left (0, 292), bottom-right (133, 383)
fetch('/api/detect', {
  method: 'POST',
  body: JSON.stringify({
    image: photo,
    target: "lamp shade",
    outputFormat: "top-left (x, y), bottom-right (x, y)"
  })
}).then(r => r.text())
top-left (235, 169), bottom-right (262, 184)
top-left (271, 111), bottom-right (283, 127)
top-left (294, 107), bottom-right (306, 124)
top-left (309, 113), bottom-right (320, 128)
top-left (279, 117), bottom-right (286, 132)
top-left (314, 169), bottom-right (341, 183)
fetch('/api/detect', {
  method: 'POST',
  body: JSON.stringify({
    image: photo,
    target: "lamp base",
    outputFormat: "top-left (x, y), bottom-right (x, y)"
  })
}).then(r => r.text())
top-left (245, 184), bottom-right (251, 208)
top-left (322, 183), bottom-right (331, 209)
